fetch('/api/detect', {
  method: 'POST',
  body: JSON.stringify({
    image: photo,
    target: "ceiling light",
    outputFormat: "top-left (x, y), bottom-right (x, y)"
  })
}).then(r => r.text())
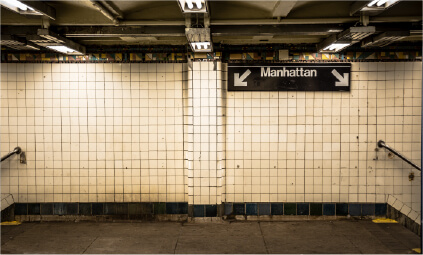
top-left (323, 43), bottom-right (351, 51)
top-left (178, 0), bottom-right (207, 13)
top-left (46, 45), bottom-right (82, 55)
top-left (1, 0), bottom-right (33, 11)
top-left (185, 28), bottom-right (213, 52)
top-left (361, 31), bottom-right (410, 47)
top-left (318, 26), bottom-right (375, 53)
top-left (0, 35), bottom-right (40, 51)
top-left (27, 29), bottom-right (86, 55)
top-left (350, 0), bottom-right (401, 16)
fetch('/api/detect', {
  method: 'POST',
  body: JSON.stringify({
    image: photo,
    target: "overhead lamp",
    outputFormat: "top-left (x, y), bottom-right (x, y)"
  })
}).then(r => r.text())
top-left (27, 29), bottom-right (86, 55)
top-left (178, 0), bottom-right (207, 13)
top-left (317, 26), bottom-right (375, 53)
top-left (361, 31), bottom-right (410, 47)
top-left (0, 35), bottom-right (40, 51)
top-left (1, 0), bottom-right (34, 11)
top-left (185, 28), bottom-right (213, 52)
top-left (350, 0), bottom-right (400, 16)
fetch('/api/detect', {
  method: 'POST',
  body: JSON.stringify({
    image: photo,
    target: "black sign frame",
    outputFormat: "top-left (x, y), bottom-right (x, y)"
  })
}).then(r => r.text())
top-left (228, 63), bottom-right (351, 92)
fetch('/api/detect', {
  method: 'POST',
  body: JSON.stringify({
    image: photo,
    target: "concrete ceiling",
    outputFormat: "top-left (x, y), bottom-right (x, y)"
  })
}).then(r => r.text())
top-left (1, 0), bottom-right (422, 51)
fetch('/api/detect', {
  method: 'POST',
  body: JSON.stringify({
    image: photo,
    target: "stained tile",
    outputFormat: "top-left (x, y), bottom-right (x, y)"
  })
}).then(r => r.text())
top-left (323, 204), bottom-right (335, 216)
top-left (310, 203), bottom-right (322, 216)
top-left (284, 203), bottom-right (296, 215)
top-left (92, 203), bottom-right (104, 215)
top-left (116, 203), bottom-right (128, 215)
top-left (233, 203), bottom-right (245, 215)
top-left (336, 203), bottom-right (348, 216)
top-left (28, 203), bottom-right (40, 215)
top-left (104, 203), bottom-right (116, 215)
top-left (79, 203), bottom-right (91, 215)
top-left (140, 203), bottom-right (153, 214)
top-left (14, 203), bottom-right (27, 215)
top-left (362, 204), bottom-right (375, 216)
top-left (246, 203), bottom-right (257, 215)
top-left (258, 204), bottom-right (270, 216)
top-left (297, 203), bottom-right (309, 215)
top-left (271, 203), bottom-right (284, 215)
top-left (375, 203), bottom-right (387, 216)
top-left (349, 204), bottom-right (361, 216)
top-left (193, 205), bottom-right (205, 217)
top-left (205, 205), bottom-right (217, 217)
top-left (41, 204), bottom-right (53, 215)
top-left (224, 203), bottom-right (232, 215)
top-left (54, 203), bottom-right (66, 215)
top-left (154, 203), bottom-right (166, 214)
top-left (129, 203), bottom-right (142, 215)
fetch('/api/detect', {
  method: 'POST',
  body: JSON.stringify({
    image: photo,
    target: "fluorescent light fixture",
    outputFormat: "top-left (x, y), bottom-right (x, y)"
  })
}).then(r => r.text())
top-left (27, 29), bottom-right (86, 55)
top-left (190, 42), bottom-right (212, 52)
top-left (1, 0), bottom-right (33, 11)
top-left (323, 43), bottom-right (351, 52)
top-left (361, 31), bottom-right (410, 47)
top-left (178, 0), bottom-right (207, 13)
top-left (46, 45), bottom-right (82, 55)
top-left (363, 0), bottom-right (400, 9)
top-left (185, 28), bottom-right (213, 52)
top-left (0, 35), bottom-right (40, 51)
top-left (318, 26), bottom-right (375, 53)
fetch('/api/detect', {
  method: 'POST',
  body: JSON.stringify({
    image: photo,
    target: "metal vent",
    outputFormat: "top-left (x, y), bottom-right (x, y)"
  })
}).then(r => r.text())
top-left (362, 31), bottom-right (410, 47)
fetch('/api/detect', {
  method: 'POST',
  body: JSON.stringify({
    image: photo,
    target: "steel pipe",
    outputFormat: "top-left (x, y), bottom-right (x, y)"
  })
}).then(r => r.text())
top-left (1, 147), bottom-right (22, 162)
top-left (378, 140), bottom-right (421, 171)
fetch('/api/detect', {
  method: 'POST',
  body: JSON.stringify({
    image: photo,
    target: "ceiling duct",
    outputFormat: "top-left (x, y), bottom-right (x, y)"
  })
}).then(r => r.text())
top-left (362, 31), bottom-right (410, 47)
top-left (185, 27), bottom-right (212, 52)
top-left (0, 35), bottom-right (40, 50)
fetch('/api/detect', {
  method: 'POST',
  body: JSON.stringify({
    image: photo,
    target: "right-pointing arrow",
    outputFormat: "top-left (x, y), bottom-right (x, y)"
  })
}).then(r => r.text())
top-left (332, 69), bottom-right (349, 87)
top-left (234, 69), bottom-right (251, 86)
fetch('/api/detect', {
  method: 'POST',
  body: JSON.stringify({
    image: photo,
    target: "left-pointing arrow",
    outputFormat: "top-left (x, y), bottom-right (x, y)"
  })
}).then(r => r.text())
top-left (234, 69), bottom-right (251, 86)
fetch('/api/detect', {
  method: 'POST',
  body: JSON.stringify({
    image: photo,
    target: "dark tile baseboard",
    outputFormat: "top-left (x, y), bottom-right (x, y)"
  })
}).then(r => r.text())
top-left (387, 204), bottom-right (421, 236)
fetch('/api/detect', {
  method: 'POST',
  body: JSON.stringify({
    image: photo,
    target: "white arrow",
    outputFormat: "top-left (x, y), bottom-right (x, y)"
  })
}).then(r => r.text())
top-left (234, 69), bottom-right (251, 86)
top-left (331, 69), bottom-right (349, 87)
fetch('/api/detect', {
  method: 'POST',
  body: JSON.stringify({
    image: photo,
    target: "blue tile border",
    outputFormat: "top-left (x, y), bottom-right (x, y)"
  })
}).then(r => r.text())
top-left (12, 202), bottom-right (388, 218)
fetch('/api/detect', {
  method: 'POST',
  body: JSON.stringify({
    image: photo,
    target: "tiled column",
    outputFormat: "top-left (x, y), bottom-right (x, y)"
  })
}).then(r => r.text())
top-left (184, 60), bottom-right (225, 216)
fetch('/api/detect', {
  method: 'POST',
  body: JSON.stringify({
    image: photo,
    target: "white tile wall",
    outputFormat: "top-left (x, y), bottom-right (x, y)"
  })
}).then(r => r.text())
top-left (1, 61), bottom-right (421, 213)
top-left (185, 61), bottom-right (225, 205)
top-left (224, 62), bottom-right (421, 214)
top-left (0, 63), bottom-right (187, 203)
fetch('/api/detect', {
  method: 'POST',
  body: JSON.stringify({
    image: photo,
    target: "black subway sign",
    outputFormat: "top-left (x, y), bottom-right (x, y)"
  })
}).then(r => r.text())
top-left (228, 63), bottom-right (350, 91)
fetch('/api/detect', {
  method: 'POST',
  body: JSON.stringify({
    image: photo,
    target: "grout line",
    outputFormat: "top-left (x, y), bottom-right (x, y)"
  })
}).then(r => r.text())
top-left (82, 236), bottom-right (98, 254)
top-left (258, 222), bottom-right (270, 254)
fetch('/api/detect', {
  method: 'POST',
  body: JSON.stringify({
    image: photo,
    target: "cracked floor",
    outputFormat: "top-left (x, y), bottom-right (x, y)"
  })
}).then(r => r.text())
top-left (1, 220), bottom-right (421, 254)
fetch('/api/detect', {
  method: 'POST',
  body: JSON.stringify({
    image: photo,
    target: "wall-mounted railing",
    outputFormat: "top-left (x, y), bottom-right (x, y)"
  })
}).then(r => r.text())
top-left (1, 147), bottom-right (22, 163)
top-left (378, 140), bottom-right (421, 171)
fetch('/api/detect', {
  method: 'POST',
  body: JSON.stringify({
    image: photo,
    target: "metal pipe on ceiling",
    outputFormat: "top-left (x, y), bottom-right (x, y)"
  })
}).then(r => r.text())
top-left (87, 0), bottom-right (119, 25)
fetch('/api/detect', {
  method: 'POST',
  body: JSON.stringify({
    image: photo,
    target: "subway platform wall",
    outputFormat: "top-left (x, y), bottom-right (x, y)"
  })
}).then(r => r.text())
top-left (0, 62), bottom-right (421, 223)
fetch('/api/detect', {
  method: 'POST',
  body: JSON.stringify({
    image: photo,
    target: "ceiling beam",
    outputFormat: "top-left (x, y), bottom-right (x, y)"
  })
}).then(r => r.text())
top-left (211, 25), bottom-right (345, 36)
top-left (272, 0), bottom-right (297, 18)
top-left (58, 26), bottom-right (185, 37)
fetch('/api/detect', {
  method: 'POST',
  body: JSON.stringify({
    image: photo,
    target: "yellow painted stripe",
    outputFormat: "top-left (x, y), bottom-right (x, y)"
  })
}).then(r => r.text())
top-left (372, 218), bottom-right (398, 223)
top-left (412, 248), bottom-right (421, 254)
top-left (1, 221), bottom-right (21, 225)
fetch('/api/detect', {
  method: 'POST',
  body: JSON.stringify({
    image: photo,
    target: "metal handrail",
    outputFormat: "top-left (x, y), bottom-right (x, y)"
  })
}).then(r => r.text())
top-left (378, 140), bottom-right (421, 171)
top-left (1, 147), bottom-right (22, 162)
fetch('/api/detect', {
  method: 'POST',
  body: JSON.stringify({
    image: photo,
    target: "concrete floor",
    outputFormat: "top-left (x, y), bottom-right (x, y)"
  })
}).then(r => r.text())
top-left (1, 220), bottom-right (421, 254)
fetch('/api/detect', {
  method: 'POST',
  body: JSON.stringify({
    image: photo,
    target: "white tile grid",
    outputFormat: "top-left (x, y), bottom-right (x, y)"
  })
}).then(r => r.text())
top-left (224, 62), bottom-right (421, 212)
top-left (0, 63), bottom-right (187, 203)
top-left (186, 61), bottom-right (224, 205)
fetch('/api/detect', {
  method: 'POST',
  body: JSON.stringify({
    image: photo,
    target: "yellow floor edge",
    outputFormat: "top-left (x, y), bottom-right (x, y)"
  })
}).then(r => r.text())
top-left (1, 221), bottom-right (21, 226)
top-left (372, 218), bottom-right (398, 223)
top-left (412, 248), bottom-right (421, 254)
